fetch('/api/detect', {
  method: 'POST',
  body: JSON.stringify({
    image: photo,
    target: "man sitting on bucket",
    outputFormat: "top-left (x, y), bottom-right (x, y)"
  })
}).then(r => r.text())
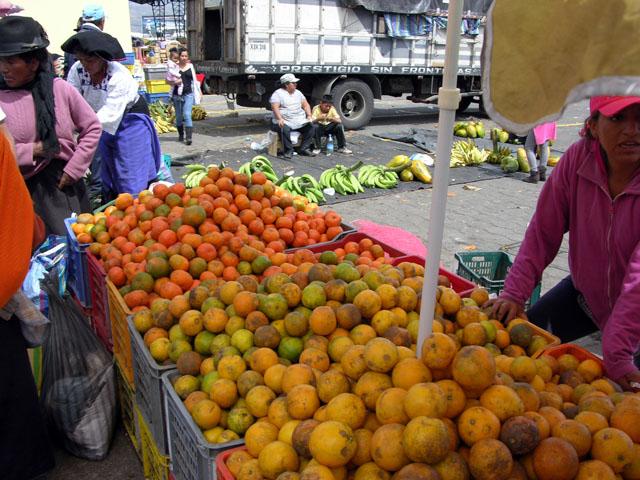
top-left (311, 94), bottom-right (352, 155)
top-left (269, 73), bottom-right (316, 159)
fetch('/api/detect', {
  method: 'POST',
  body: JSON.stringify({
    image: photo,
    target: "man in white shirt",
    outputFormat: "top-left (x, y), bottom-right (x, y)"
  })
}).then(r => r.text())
top-left (269, 73), bottom-right (316, 159)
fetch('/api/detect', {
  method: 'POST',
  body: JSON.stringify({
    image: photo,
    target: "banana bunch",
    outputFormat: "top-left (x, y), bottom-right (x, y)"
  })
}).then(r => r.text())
top-left (191, 105), bottom-right (207, 121)
top-left (182, 164), bottom-right (214, 187)
top-left (149, 101), bottom-right (177, 133)
top-left (280, 174), bottom-right (326, 204)
top-left (320, 163), bottom-right (364, 195)
top-left (450, 140), bottom-right (489, 167)
top-left (154, 118), bottom-right (177, 134)
top-left (358, 165), bottom-right (398, 189)
top-left (486, 145), bottom-right (513, 165)
top-left (238, 155), bottom-right (278, 182)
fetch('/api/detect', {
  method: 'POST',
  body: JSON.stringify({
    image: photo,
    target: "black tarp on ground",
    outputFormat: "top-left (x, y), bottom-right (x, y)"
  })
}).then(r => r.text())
top-left (169, 132), bottom-right (518, 206)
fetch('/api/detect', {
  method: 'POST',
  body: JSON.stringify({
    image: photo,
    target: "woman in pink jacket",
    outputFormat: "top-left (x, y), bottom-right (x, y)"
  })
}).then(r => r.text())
top-left (490, 96), bottom-right (640, 392)
top-left (0, 16), bottom-right (101, 235)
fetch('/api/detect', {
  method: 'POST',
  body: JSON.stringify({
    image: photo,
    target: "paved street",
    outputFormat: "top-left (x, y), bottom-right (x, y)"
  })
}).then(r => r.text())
top-left (50, 95), bottom-right (589, 479)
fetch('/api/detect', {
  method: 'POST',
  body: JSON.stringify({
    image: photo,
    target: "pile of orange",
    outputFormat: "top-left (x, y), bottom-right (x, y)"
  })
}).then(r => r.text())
top-left (68, 167), bottom-right (358, 306)
top-left (128, 248), bottom-right (640, 480)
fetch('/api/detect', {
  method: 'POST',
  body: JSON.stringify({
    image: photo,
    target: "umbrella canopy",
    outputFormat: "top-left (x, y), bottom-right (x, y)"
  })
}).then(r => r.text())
top-left (482, 0), bottom-right (640, 134)
top-left (61, 30), bottom-right (125, 61)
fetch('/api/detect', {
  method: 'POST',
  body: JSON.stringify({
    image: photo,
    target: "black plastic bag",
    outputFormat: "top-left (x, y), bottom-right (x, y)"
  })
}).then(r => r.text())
top-left (40, 274), bottom-right (116, 460)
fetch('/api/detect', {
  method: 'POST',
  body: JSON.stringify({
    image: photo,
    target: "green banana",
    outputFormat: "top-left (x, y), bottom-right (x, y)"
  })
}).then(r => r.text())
top-left (357, 164), bottom-right (398, 189)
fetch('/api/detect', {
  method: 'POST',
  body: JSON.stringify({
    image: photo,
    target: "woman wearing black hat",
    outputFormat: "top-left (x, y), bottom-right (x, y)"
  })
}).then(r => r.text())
top-left (0, 16), bottom-right (101, 235)
top-left (63, 29), bottom-right (164, 203)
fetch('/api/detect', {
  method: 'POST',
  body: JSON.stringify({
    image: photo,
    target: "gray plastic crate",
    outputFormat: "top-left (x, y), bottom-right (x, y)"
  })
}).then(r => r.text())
top-left (129, 318), bottom-right (175, 455)
top-left (162, 371), bottom-right (244, 480)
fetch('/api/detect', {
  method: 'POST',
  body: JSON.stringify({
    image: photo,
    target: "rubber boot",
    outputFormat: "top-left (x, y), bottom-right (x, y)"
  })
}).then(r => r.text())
top-left (177, 126), bottom-right (184, 142)
top-left (522, 171), bottom-right (539, 184)
top-left (539, 166), bottom-right (547, 181)
top-left (185, 127), bottom-right (193, 146)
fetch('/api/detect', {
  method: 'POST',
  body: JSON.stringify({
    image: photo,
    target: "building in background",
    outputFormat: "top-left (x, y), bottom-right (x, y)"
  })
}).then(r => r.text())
top-left (16, 0), bottom-right (133, 54)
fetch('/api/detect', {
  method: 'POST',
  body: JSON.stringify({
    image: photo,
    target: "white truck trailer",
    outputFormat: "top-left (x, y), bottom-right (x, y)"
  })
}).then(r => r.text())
top-left (187, 0), bottom-right (489, 129)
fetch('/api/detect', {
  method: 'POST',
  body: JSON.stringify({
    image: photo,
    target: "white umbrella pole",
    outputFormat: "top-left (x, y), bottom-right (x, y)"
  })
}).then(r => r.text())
top-left (417, 0), bottom-right (464, 353)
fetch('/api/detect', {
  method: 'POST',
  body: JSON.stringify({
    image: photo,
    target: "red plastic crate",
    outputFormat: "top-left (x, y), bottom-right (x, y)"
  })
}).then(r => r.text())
top-left (542, 344), bottom-right (604, 368)
top-left (87, 252), bottom-right (111, 351)
top-left (302, 231), bottom-right (408, 258)
top-left (391, 255), bottom-right (476, 294)
top-left (215, 446), bottom-right (248, 479)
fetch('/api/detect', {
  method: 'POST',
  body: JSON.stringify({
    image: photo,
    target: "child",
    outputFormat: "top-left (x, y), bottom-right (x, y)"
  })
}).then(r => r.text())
top-left (311, 95), bottom-right (352, 154)
top-left (165, 47), bottom-right (182, 96)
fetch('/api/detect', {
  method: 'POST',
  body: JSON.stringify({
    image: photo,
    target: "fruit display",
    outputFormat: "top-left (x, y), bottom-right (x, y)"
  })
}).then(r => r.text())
top-left (516, 148), bottom-right (531, 173)
top-left (385, 155), bottom-right (412, 172)
top-left (138, 264), bottom-right (639, 480)
top-left (454, 120), bottom-right (486, 138)
top-left (320, 164), bottom-right (365, 195)
top-left (501, 155), bottom-right (520, 173)
top-left (239, 156), bottom-right (279, 183)
top-left (182, 164), bottom-right (217, 188)
top-left (149, 101), bottom-right (177, 134)
top-left (386, 155), bottom-right (433, 184)
top-left (278, 174), bottom-right (326, 204)
top-left (357, 165), bottom-right (399, 189)
top-left (486, 145), bottom-right (513, 165)
top-left (548, 155), bottom-right (560, 167)
top-left (192, 105), bottom-right (207, 121)
top-left (68, 168), bottom-right (356, 306)
top-left (491, 127), bottom-right (511, 144)
top-left (450, 140), bottom-right (490, 167)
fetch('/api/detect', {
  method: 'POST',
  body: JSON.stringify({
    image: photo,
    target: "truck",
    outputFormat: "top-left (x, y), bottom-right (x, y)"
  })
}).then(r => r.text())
top-left (187, 0), bottom-right (490, 129)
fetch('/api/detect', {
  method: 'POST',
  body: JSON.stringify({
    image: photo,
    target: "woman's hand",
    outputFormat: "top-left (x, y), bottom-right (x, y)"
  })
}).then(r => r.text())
top-left (33, 141), bottom-right (44, 157)
top-left (483, 297), bottom-right (525, 323)
top-left (618, 370), bottom-right (640, 392)
top-left (57, 172), bottom-right (74, 190)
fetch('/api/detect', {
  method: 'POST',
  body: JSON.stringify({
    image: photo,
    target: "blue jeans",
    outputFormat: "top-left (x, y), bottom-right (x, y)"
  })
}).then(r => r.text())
top-left (173, 93), bottom-right (194, 128)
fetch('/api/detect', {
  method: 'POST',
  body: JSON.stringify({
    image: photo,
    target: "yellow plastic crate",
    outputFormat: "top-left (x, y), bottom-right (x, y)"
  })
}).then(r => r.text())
top-left (108, 279), bottom-right (134, 386)
top-left (146, 80), bottom-right (171, 94)
top-left (138, 406), bottom-right (170, 480)
top-left (115, 360), bottom-right (141, 459)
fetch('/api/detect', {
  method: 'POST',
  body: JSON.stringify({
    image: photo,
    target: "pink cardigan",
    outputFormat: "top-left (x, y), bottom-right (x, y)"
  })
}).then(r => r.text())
top-left (502, 138), bottom-right (640, 381)
top-left (0, 78), bottom-right (101, 181)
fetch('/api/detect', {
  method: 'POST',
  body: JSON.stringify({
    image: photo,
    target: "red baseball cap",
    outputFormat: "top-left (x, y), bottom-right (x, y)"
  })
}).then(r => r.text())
top-left (590, 96), bottom-right (640, 116)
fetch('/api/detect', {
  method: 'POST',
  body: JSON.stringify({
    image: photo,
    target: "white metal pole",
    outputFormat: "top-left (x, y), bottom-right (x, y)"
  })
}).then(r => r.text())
top-left (417, 0), bottom-right (464, 353)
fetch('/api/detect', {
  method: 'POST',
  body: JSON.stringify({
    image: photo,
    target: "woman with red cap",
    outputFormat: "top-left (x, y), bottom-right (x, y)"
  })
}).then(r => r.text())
top-left (489, 96), bottom-right (640, 392)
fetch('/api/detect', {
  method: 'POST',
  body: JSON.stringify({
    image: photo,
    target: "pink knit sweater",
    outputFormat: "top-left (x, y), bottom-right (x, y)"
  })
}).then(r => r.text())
top-left (0, 78), bottom-right (102, 181)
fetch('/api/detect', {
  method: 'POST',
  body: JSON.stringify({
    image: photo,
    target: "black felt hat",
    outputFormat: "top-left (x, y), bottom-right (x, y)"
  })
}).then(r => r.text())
top-left (61, 29), bottom-right (124, 61)
top-left (0, 16), bottom-right (49, 57)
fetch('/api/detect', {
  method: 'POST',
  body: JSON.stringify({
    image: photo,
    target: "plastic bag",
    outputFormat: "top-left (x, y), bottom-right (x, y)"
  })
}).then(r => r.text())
top-left (22, 235), bottom-right (67, 317)
top-left (9, 291), bottom-right (50, 348)
top-left (41, 274), bottom-right (116, 460)
top-left (251, 130), bottom-right (278, 152)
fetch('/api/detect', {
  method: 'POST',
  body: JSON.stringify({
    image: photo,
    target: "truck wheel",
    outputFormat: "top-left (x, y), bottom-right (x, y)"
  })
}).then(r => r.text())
top-left (457, 96), bottom-right (473, 113)
top-left (331, 80), bottom-right (374, 129)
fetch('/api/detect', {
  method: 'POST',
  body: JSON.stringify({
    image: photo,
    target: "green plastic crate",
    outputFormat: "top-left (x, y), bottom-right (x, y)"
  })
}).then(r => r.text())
top-left (454, 251), bottom-right (541, 307)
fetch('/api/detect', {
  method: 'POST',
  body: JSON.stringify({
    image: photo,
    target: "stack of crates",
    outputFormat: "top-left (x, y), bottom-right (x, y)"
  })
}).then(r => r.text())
top-left (107, 280), bottom-right (170, 480)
